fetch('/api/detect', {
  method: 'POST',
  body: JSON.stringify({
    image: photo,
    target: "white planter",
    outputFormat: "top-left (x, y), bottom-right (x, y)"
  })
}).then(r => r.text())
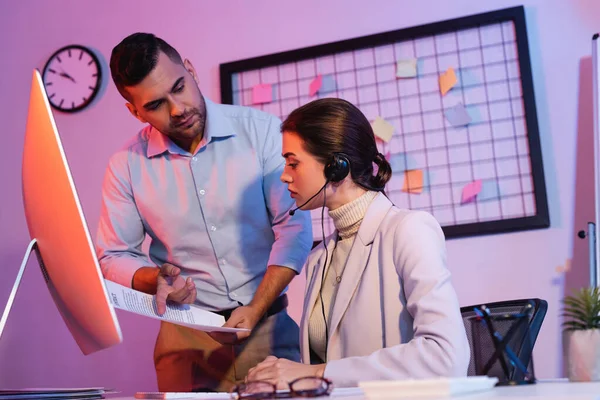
top-left (566, 329), bottom-right (600, 382)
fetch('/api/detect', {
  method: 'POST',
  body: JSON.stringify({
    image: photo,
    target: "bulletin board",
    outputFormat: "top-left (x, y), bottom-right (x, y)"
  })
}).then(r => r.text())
top-left (219, 6), bottom-right (550, 240)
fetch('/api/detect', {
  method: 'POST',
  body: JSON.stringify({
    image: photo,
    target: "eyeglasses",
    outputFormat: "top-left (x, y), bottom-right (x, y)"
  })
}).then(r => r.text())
top-left (230, 377), bottom-right (333, 400)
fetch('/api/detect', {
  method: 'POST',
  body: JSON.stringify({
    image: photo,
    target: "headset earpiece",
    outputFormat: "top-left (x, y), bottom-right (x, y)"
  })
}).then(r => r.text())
top-left (324, 153), bottom-right (350, 183)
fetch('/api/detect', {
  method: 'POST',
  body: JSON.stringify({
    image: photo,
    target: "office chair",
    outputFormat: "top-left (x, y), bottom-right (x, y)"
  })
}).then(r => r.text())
top-left (460, 298), bottom-right (548, 385)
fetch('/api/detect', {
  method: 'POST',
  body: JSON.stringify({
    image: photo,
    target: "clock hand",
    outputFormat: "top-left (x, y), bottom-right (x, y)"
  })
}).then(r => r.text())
top-left (59, 70), bottom-right (76, 83)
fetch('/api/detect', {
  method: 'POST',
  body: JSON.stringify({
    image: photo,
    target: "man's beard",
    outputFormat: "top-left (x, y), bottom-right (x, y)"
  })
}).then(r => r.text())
top-left (169, 103), bottom-right (206, 140)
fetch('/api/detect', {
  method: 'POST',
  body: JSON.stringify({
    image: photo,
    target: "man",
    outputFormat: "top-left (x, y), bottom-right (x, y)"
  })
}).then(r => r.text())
top-left (96, 32), bottom-right (312, 392)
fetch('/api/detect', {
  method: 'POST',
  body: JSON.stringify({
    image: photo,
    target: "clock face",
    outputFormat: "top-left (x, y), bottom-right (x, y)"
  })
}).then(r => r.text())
top-left (42, 45), bottom-right (102, 113)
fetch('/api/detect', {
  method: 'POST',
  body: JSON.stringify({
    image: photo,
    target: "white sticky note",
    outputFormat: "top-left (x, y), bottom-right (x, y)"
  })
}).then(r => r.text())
top-left (396, 58), bottom-right (418, 78)
top-left (371, 116), bottom-right (395, 142)
top-left (444, 103), bottom-right (472, 127)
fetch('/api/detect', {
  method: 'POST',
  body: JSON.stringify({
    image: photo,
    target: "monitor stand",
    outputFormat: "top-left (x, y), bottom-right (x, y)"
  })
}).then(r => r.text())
top-left (0, 238), bottom-right (45, 340)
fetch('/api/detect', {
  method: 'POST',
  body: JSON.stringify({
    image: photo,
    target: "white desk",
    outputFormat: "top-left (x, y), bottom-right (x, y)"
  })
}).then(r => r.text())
top-left (107, 381), bottom-right (600, 400)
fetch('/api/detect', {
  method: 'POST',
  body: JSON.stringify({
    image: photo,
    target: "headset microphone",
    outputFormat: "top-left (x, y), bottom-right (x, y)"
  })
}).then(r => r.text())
top-left (288, 180), bottom-right (329, 216)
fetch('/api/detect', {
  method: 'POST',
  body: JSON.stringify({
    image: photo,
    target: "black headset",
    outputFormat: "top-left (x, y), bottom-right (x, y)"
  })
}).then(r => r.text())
top-left (325, 152), bottom-right (386, 192)
top-left (323, 153), bottom-right (351, 183)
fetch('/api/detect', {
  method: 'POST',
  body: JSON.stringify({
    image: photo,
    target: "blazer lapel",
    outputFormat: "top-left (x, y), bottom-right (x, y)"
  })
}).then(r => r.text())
top-left (327, 193), bottom-right (394, 352)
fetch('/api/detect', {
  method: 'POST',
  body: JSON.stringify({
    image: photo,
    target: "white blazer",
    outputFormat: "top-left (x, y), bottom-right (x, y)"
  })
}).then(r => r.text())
top-left (299, 193), bottom-right (470, 387)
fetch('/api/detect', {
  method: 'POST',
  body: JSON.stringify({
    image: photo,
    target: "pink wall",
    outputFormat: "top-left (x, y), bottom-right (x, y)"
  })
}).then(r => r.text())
top-left (1, 0), bottom-right (599, 395)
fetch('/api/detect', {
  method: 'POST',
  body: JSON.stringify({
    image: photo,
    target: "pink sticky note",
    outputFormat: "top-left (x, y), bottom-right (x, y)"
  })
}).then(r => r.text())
top-left (309, 75), bottom-right (323, 96)
top-left (252, 84), bottom-right (273, 104)
top-left (461, 180), bottom-right (482, 204)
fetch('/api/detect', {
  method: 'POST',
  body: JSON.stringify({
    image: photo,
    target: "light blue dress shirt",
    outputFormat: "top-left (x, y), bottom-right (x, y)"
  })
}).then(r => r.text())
top-left (95, 97), bottom-right (313, 311)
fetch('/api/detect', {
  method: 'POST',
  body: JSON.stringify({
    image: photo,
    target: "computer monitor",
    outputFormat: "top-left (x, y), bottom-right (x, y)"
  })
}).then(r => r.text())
top-left (1, 69), bottom-right (122, 355)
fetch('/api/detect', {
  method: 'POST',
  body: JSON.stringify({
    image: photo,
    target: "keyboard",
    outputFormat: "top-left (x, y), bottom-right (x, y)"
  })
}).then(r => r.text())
top-left (134, 392), bottom-right (230, 399)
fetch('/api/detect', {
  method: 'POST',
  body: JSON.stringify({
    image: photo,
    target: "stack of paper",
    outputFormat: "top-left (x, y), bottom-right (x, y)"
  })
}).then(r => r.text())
top-left (0, 387), bottom-right (112, 400)
top-left (359, 376), bottom-right (498, 399)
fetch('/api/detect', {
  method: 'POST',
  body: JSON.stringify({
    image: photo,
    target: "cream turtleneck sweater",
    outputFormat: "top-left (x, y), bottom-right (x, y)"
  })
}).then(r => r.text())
top-left (308, 190), bottom-right (378, 362)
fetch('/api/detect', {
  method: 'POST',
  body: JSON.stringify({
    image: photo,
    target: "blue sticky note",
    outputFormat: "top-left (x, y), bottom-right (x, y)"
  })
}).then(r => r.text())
top-left (478, 179), bottom-right (500, 201)
top-left (456, 68), bottom-right (479, 87)
top-left (445, 103), bottom-right (472, 127)
top-left (389, 153), bottom-right (407, 173)
top-left (389, 153), bottom-right (419, 173)
top-left (421, 170), bottom-right (432, 192)
top-left (319, 74), bottom-right (337, 94)
top-left (465, 105), bottom-right (481, 124)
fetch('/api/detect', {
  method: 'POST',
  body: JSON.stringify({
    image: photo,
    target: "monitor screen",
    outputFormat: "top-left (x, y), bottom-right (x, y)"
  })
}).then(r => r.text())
top-left (20, 69), bottom-right (122, 355)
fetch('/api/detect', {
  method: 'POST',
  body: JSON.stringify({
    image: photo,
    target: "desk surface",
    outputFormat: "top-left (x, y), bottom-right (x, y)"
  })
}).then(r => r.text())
top-left (108, 381), bottom-right (600, 400)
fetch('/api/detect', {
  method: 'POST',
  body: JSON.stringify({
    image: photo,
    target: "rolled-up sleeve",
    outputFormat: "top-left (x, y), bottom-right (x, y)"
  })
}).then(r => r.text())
top-left (95, 151), bottom-right (153, 287)
top-left (261, 116), bottom-right (312, 274)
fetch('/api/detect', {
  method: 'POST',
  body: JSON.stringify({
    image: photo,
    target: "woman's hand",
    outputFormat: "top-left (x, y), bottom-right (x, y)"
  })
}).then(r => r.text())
top-left (246, 356), bottom-right (326, 390)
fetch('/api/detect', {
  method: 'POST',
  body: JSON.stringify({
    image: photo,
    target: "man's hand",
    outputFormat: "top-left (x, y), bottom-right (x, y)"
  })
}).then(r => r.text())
top-left (155, 263), bottom-right (197, 315)
top-left (246, 356), bottom-right (326, 389)
top-left (209, 305), bottom-right (262, 344)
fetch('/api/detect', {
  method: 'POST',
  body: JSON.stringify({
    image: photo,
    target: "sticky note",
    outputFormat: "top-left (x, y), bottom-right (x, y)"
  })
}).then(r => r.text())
top-left (445, 102), bottom-right (472, 127)
top-left (439, 67), bottom-right (457, 96)
top-left (402, 170), bottom-right (424, 194)
top-left (396, 58), bottom-right (418, 78)
top-left (320, 74), bottom-right (337, 94)
top-left (252, 83), bottom-right (273, 104)
top-left (556, 259), bottom-right (572, 273)
top-left (309, 75), bottom-right (323, 96)
top-left (371, 116), bottom-right (394, 142)
top-left (461, 180), bottom-right (482, 204)
top-left (478, 179), bottom-right (501, 201)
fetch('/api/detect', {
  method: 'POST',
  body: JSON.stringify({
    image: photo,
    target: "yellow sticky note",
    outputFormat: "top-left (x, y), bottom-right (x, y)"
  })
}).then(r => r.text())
top-left (371, 116), bottom-right (394, 142)
top-left (396, 58), bottom-right (418, 78)
top-left (402, 170), bottom-right (423, 194)
top-left (439, 67), bottom-right (457, 96)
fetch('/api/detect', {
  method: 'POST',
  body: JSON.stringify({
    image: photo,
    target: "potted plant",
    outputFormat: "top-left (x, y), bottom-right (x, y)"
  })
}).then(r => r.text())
top-left (563, 287), bottom-right (600, 381)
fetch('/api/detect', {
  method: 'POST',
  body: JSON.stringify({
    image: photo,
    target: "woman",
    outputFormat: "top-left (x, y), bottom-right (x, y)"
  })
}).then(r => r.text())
top-left (246, 98), bottom-right (470, 389)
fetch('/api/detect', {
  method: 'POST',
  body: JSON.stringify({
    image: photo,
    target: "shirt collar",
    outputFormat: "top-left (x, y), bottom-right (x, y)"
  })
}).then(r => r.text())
top-left (146, 96), bottom-right (236, 158)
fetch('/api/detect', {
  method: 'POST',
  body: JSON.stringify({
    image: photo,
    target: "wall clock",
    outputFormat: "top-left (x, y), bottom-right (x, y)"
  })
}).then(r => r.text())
top-left (41, 44), bottom-right (102, 113)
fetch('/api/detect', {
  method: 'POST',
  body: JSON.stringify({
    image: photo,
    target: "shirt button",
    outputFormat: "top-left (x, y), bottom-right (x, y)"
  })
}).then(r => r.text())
top-left (231, 292), bottom-right (238, 298)
top-left (192, 157), bottom-right (197, 162)
top-left (221, 259), bottom-right (227, 265)
top-left (199, 189), bottom-right (206, 195)
top-left (211, 225), bottom-right (217, 231)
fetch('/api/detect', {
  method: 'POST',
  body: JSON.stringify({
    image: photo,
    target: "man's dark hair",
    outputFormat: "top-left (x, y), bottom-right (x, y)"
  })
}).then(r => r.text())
top-left (110, 32), bottom-right (183, 100)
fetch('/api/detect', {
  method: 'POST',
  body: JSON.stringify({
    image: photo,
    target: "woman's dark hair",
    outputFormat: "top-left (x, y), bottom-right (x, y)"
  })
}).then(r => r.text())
top-left (281, 98), bottom-right (392, 191)
top-left (110, 32), bottom-right (183, 100)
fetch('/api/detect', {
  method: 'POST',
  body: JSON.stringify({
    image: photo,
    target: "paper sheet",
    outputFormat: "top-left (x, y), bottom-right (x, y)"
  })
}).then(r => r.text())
top-left (439, 67), bottom-right (458, 96)
top-left (371, 116), bottom-right (395, 142)
top-left (402, 170), bottom-right (424, 194)
top-left (396, 58), bottom-right (418, 78)
top-left (104, 280), bottom-right (248, 333)
top-left (252, 83), bottom-right (273, 104)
